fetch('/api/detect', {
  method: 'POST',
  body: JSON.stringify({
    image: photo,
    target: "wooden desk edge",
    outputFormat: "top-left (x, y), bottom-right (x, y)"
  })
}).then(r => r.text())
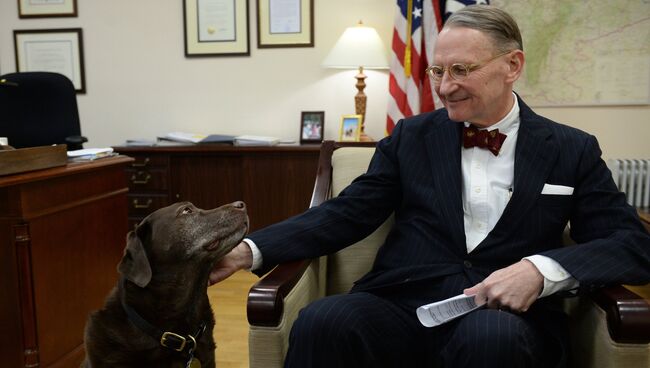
top-left (112, 145), bottom-right (322, 154)
top-left (0, 156), bottom-right (134, 188)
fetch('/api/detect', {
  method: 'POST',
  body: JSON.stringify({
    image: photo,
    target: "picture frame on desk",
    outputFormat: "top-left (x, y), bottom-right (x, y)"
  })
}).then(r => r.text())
top-left (14, 28), bottom-right (86, 93)
top-left (339, 114), bottom-right (362, 142)
top-left (183, 0), bottom-right (250, 57)
top-left (300, 111), bottom-right (324, 144)
top-left (18, 0), bottom-right (77, 18)
top-left (257, 0), bottom-right (314, 48)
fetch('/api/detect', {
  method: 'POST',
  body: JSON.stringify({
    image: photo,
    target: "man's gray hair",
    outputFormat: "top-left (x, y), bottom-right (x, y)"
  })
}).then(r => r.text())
top-left (444, 5), bottom-right (523, 52)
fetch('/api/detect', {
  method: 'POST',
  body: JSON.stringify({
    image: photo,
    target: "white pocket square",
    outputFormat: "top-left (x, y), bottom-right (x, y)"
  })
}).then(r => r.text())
top-left (541, 184), bottom-right (574, 195)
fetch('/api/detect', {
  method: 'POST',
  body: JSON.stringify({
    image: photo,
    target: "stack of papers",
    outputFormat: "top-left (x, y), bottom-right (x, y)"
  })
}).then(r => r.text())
top-left (234, 135), bottom-right (280, 146)
top-left (160, 132), bottom-right (207, 144)
top-left (158, 132), bottom-right (281, 146)
top-left (67, 148), bottom-right (115, 161)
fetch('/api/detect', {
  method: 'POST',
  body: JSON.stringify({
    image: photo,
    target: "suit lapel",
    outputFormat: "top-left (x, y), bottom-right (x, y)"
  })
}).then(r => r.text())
top-left (477, 98), bottom-right (559, 250)
top-left (424, 118), bottom-right (466, 252)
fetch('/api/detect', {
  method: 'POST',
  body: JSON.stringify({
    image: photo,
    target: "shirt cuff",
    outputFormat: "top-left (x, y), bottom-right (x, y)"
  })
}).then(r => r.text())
top-left (523, 255), bottom-right (579, 298)
top-left (243, 238), bottom-right (262, 271)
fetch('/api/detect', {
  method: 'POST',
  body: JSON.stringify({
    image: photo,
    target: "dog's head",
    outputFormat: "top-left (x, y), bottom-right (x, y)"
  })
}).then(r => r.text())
top-left (118, 201), bottom-right (248, 288)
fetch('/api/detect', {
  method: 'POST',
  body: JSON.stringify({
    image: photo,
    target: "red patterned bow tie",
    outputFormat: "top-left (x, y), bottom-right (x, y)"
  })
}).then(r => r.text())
top-left (462, 125), bottom-right (507, 156)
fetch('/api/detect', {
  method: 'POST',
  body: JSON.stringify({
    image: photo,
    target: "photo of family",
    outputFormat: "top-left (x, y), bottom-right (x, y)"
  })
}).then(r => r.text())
top-left (300, 111), bottom-right (324, 144)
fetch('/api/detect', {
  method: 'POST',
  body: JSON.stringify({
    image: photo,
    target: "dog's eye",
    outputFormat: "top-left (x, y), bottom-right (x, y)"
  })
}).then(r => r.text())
top-left (181, 207), bottom-right (193, 215)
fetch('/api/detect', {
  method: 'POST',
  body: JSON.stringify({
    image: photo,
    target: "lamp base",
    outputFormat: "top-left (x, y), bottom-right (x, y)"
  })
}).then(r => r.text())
top-left (359, 132), bottom-right (374, 142)
top-left (354, 66), bottom-right (373, 142)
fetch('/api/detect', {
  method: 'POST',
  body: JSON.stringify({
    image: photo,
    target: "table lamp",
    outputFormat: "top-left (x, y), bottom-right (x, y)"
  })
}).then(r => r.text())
top-left (322, 21), bottom-right (389, 141)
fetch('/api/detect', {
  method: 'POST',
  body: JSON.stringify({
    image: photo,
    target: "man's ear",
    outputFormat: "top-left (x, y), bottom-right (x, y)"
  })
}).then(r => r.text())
top-left (505, 49), bottom-right (525, 84)
top-left (117, 226), bottom-right (152, 288)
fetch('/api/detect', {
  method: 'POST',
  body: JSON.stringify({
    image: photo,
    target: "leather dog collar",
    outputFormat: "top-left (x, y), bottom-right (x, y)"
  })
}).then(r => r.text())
top-left (119, 278), bottom-right (207, 363)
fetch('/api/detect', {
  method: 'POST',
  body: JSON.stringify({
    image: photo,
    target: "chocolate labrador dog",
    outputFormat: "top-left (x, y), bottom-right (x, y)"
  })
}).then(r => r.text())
top-left (82, 201), bottom-right (248, 368)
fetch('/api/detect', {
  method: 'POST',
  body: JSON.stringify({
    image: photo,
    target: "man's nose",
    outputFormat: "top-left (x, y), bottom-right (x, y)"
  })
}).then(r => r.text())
top-left (436, 72), bottom-right (457, 97)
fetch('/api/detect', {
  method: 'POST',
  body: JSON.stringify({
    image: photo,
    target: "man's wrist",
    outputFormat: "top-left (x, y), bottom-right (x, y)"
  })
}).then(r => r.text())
top-left (236, 241), bottom-right (253, 270)
top-left (521, 258), bottom-right (544, 295)
top-left (523, 255), bottom-right (578, 298)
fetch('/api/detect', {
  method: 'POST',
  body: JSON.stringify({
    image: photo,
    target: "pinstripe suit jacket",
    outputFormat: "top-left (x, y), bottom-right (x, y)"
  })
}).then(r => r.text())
top-left (250, 97), bottom-right (650, 302)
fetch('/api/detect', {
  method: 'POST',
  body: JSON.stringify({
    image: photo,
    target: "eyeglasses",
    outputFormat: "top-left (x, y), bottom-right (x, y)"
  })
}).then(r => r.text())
top-left (425, 50), bottom-right (513, 83)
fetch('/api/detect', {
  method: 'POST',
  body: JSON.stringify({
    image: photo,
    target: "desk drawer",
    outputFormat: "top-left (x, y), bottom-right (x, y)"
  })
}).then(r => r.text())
top-left (125, 167), bottom-right (168, 191)
top-left (127, 194), bottom-right (169, 216)
top-left (127, 154), bottom-right (168, 168)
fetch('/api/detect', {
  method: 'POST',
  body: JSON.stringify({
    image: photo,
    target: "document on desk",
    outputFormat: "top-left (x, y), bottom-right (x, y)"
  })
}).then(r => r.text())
top-left (416, 294), bottom-right (485, 327)
top-left (234, 135), bottom-right (280, 146)
top-left (67, 147), bottom-right (115, 161)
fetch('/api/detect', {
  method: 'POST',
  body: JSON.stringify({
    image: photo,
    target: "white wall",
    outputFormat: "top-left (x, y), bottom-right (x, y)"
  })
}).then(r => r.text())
top-left (0, 0), bottom-right (648, 158)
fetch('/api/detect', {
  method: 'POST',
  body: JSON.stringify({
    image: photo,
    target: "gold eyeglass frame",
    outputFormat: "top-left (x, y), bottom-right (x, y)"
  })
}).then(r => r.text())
top-left (425, 50), bottom-right (513, 83)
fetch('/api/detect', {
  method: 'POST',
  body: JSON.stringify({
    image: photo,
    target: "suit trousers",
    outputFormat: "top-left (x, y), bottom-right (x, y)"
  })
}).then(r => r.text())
top-left (284, 288), bottom-right (564, 368)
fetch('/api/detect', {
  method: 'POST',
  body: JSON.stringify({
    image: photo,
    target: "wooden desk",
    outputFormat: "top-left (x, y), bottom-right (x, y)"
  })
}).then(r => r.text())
top-left (112, 145), bottom-right (321, 231)
top-left (0, 156), bottom-right (133, 368)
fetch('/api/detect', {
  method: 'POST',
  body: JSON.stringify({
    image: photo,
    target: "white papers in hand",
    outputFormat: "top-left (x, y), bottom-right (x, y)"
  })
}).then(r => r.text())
top-left (416, 294), bottom-right (485, 327)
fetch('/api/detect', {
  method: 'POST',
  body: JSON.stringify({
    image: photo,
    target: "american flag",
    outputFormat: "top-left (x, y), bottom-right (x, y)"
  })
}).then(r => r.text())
top-left (386, 0), bottom-right (488, 135)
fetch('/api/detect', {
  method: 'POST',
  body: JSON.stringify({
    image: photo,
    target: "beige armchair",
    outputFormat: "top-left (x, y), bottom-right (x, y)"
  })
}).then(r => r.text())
top-left (247, 140), bottom-right (650, 368)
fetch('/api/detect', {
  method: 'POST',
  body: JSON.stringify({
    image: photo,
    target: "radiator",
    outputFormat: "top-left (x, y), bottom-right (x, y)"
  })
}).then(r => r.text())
top-left (607, 159), bottom-right (650, 207)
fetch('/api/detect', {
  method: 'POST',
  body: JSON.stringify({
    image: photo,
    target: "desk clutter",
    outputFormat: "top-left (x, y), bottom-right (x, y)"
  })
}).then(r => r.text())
top-left (67, 147), bottom-right (116, 161)
top-left (126, 132), bottom-right (287, 147)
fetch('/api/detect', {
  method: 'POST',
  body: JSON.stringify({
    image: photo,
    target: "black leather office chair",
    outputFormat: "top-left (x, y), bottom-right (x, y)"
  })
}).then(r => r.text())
top-left (0, 72), bottom-right (87, 150)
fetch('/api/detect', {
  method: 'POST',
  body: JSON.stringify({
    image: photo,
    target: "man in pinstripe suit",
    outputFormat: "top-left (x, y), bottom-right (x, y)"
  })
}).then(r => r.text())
top-left (211, 5), bottom-right (650, 367)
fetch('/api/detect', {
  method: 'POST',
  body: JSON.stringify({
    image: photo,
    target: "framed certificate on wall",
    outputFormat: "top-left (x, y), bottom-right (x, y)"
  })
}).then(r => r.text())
top-left (18, 0), bottom-right (78, 18)
top-left (257, 0), bottom-right (314, 48)
top-left (183, 0), bottom-right (250, 57)
top-left (14, 28), bottom-right (86, 93)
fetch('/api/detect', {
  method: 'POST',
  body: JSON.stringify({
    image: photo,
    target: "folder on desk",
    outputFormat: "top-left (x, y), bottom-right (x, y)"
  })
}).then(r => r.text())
top-left (199, 134), bottom-right (236, 144)
top-left (160, 132), bottom-right (235, 145)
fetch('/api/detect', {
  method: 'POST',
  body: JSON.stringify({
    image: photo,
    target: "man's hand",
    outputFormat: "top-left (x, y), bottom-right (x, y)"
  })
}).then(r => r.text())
top-left (464, 259), bottom-right (544, 313)
top-left (208, 241), bottom-right (254, 286)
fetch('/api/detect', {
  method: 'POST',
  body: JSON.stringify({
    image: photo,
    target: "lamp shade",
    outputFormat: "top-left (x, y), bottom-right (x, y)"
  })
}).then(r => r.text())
top-left (322, 23), bottom-right (389, 69)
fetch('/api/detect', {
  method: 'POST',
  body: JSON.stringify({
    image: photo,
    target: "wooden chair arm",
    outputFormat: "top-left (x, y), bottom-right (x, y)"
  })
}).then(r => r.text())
top-left (247, 259), bottom-right (312, 327)
top-left (592, 285), bottom-right (650, 343)
top-left (247, 141), bottom-right (377, 328)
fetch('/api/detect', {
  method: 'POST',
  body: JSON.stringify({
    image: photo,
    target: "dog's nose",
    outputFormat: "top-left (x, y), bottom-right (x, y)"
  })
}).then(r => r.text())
top-left (232, 201), bottom-right (246, 210)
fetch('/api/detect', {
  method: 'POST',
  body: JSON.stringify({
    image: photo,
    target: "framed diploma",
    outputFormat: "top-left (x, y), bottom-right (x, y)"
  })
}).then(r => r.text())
top-left (257, 0), bottom-right (313, 48)
top-left (13, 28), bottom-right (86, 93)
top-left (183, 0), bottom-right (250, 57)
top-left (18, 0), bottom-right (78, 18)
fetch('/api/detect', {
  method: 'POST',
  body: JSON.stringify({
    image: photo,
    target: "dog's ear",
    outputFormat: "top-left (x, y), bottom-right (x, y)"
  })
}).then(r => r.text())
top-left (117, 226), bottom-right (152, 288)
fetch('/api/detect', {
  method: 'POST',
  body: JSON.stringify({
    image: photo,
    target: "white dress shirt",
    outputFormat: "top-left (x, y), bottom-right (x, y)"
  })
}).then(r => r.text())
top-left (462, 94), bottom-right (577, 297)
top-left (247, 93), bottom-right (578, 297)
